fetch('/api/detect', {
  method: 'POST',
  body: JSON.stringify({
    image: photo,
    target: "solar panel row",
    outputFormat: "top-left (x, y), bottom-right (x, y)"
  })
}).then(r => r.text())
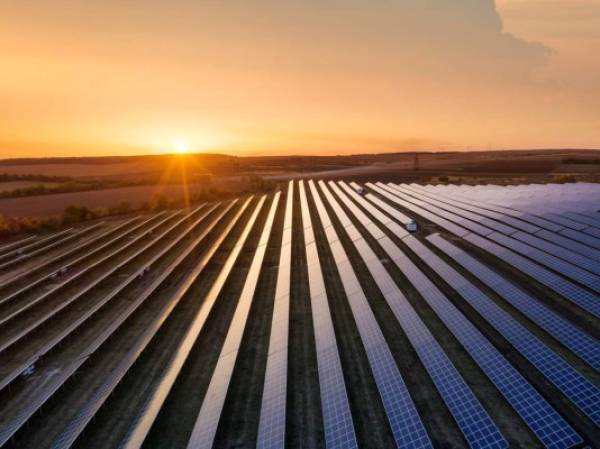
top-left (368, 183), bottom-right (600, 319)
top-left (299, 181), bottom-right (358, 449)
top-left (426, 183), bottom-right (598, 232)
top-left (385, 184), bottom-right (600, 292)
top-left (356, 187), bottom-right (583, 449)
top-left (0, 202), bottom-right (232, 447)
top-left (462, 233), bottom-right (600, 320)
top-left (399, 235), bottom-right (600, 428)
top-left (310, 181), bottom-right (434, 449)
top-left (257, 181), bottom-right (294, 449)
top-left (425, 234), bottom-right (600, 372)
top-left (400, 184), bottom-right (599, 274)
top-left (329, 182), bottom-right (507, 449)
top-left (0, 215), bottom-right (145, 305)
top-left (115, 199), bottom-right (253, 449)
top-left (0, 228), bottom-right (74, 264)
top-left (186, 195), bottom-right (277, 449)
top-left (0, 208), bottom-right (204, 392)
top-left (0, 224), bottom-right (105, 271)
top-left (50, 202), bottom-right (245, 449)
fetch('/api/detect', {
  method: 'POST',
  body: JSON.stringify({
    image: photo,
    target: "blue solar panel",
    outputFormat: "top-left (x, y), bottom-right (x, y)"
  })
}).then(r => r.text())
top-left (511, 231), bottom-right (599, 274)
top-left (313, 181), bottom-right (435, 449)
top-left (560, 228), bottom-right (600, 251)
top-left (328, 182), bottom-right (506, 449)
top-left (381, 184), bottom-right (600, 293)
top-left (351, 187), bottom-right (583, 449)
top-left (563, 211), bottom-right (600, 229)
top-left (583, 226), bottom-right (600, 239)
top-left (488, 232), bottom-right (600, 293)
top-left (397, 185), bottom-right (599, 276)
top-left (397, 240), bottom-right (582, 449)
top-left (426, 234), bottom-right (600, 372)
top-left (298, 181), bottom-right (358, 449)
top-left (463, 233), bottom-right (600, 319)
top-left (257, 181), bottom-right (294, 449)
top-left (405, 235), bottom-right (600, 428)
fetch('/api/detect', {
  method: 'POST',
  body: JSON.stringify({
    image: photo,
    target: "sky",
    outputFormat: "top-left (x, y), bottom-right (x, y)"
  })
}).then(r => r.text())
top-left (0, 0), bottom-right (599, 158)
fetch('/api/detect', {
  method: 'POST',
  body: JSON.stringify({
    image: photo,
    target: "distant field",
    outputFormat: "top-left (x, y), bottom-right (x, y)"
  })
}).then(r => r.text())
top-left (1, 149), bottom-right (598, 218)
top-left (0, 183), bottom-right (210, 218)
top-left (0, 181), bottom-right (58, 193)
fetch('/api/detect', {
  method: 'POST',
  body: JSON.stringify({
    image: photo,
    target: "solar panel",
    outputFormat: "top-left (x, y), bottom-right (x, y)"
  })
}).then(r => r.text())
top-left (560, 228), bottom-right (600, 251)
top-left (113, 201), bottom-right (253, 449)
top-left (510, 231), bottom-right (599, 274)
top-left (462, 233), bottom-right (600, 319)
top-left (298, 181), bottom-right (358, 449)
top-left (339, 183), bottom-right (583, 449)
top-left (535, 230), bottom-right (600, 262)
top-left (0, 201), bottom-right (238, 448)
top-left (366, 183), bottom-right (600, 317)
top-left (257, 181), bottom-right (294, 449)
top-left (312, 181), bottom-right (435, 449)
top-left (50, 201), bottom-right (247, 449)
top-left (383, 184), bottom-right (600, 292)
top-left (322, 183), bottom-right (508, 448)
top-left (404, 235), bottom-right (600, 428)
top-left (366, 183), bottom-right (469, 237)
top-left (583, 226), bottom-right (600, 239)
top-left (399, 184), bottom-right (599, 274)
top-left (426, 233), bottom-right (600, 372)
top-left (187, 194), bottom-right (278, 449)
top-left (488, 232), bottom-right (600, 293)
top-left (403, 184), bottom-right (541, 234)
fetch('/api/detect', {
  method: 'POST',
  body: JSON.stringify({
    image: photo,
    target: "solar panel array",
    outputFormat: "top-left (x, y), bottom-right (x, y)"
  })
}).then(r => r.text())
top-left (327, 182), bottom-right (506, 449)
top-left (385, 183), bottom-right (600, 291)
top-left (426, 234), bottom-right (600, 372)
top-left (399, 184), bottom-right (599, 273)
top-left (0, 180), bottom-right (598, 449)
top-left (369, 182), bottom-right (600, 319)
top-left (299, 181), bottom-right (358, 449)
top-left (116, 199), bottom-right (254, 449)
top-left (315, 181), bottom-right (435, 449)
top-left (0, 203), bottom-right (230, 446)
top-left (399, 234), bottom-right (600, 428)
top-left (357, 185), bottom-right (585, 449)
top-left (257, 182), bottom-right (294, 449)
top-left (187, 194), bottom-right (277, 449)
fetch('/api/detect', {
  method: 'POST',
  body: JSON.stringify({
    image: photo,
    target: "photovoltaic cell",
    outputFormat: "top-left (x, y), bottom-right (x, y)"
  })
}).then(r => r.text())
top-left (383, 184), bottom-right (600, 292)
top-left (403, 235), bottom-right (600, 428)
top-left (350, 184), bottom-right (583, 449)
top-left (462, 233), bottom-right (600, 319)
top-left (330, 182), bottom-right (507, 449)
top-left (186, 194), bottom-right (277, 449)
top-left (298, 181), bottom-right (358, 449)
top-left (426, 233), bottom-right (600, 372)
top-left (257, 182), bottom-right (294, 449)
top-left (312, 181), bottom-right (434, 449)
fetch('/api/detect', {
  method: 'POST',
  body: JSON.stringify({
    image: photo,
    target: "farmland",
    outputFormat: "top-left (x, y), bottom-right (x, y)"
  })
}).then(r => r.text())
top-left (0, 180), bottom-right (598, 449)
top-left (1, 149), bottom-right (599, 219)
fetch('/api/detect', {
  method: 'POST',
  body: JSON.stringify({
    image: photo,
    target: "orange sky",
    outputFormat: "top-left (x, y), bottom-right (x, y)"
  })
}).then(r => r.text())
top-left (1, 0), bottom-right (599, 158)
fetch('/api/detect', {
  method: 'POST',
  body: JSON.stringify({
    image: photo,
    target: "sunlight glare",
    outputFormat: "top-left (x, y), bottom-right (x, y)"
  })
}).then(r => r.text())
top-left (173, 140), bottom-right (190, 154)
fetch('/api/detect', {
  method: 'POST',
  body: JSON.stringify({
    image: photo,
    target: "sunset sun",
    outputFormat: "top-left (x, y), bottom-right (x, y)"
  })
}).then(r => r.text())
top-left (173, 140), bottom-right (190, 154)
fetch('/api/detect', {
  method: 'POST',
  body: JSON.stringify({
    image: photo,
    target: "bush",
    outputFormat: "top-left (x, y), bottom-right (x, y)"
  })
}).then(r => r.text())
top-left (63, 205), bottom-right (96, 224)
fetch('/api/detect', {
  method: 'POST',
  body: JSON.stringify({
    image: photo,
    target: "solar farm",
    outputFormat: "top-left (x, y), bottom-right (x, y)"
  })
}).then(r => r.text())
top-left (0, 180), bottom-right (598, 449)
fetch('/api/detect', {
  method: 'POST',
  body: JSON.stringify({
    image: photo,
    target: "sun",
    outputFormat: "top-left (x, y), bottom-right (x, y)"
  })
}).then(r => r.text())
top-left (173, 140), bottom-right (190, 154)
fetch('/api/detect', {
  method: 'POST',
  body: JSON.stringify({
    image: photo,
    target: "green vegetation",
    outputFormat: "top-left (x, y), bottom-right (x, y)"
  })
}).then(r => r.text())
top-left (0, 187), bottom-right (238, 237)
